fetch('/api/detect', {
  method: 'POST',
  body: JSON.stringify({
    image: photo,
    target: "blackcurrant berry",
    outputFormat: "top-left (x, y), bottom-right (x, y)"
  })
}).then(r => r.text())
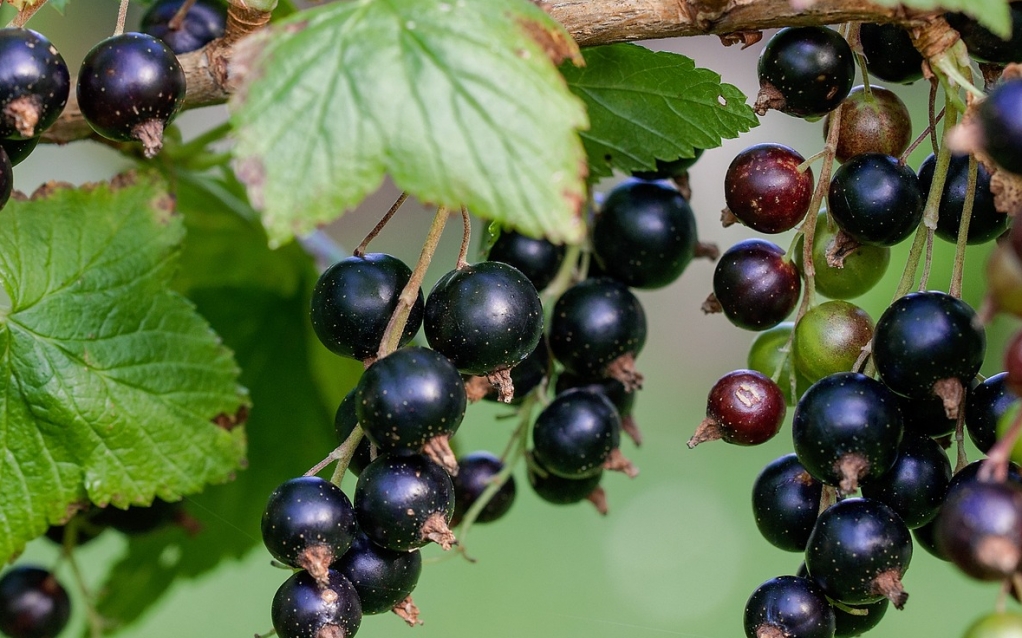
top-left (756, 26), bottom-right (855, 118)
top-left (751, 453), bottom-right (823, 552)
top-left (140, 0), bottom-right (227, 54)
top-left (475, 339), bottom-right (550, 405)
top-left (527, 459), bottom-right (606, 513)
top-left (334, 390), bottom-right (372, 477)
top-left (723, 143), bottom-right (813, 234)
top-left (548, 277), bottom-right (647, 388)
top-left (355, 347), bottom-right (466, 469)
top-left (310, 253), bottom-right (424, 362)
top-left (792, 299), bottom-right (874, 383)
top-left (0, 146), bottom-right (13, 212)
top-left (631, 149), bottom-right (703, 180)
top-left (833, 598), bottom-right (889, 637)
top-left (827, 85), bottom-right (912, 163)
top-left (487, 229), bottom-right (565, 292)
top-left (872, 291), bottom-right (985, 409)
top-left (93, 497), bottom-right (181, 534)
top-left (532, 389), bottom-right (622, 479)
top-left (860, 432), bottom-right (952, 528)
top-left (828, 153), bottom-right (924, 246)
top-left (261, 476), bottom-right (357, 583)
top-left (897, 391), bottom-right (957, 438)
top-left (792, 372), bottom-right (903, 494)
top-left (0, 29), bottom-right (69, 139)
top-left (592, 179), bottom-right (698, 288)
top-left (556, 372), bottom-right (640, 445)
top-left (333, 531), bottom-right (422, 615)
top-left (936, 480), bottom-right (1022, 581)
top-left (711, 238), bottom-right (801, 331)
top-left (0, 136), bottom-right (37, 166)
top-left (354, 453), bottom-right (455, 552)
top-left (76, 33), bottom-right (186, 157)
top-left (912, 517), bottom-right (950, 561)
top-left (947, 5), bottom-right (1022, 64)
top-left (979, 78), bottom-right (1022, 176)
top-left (743, 575), bottom-right (835, 638)
top-left (794, 211), bottom-right (890, 301)
top-left (918, 152), bottom-right (1007, 245)
top-left (688, 369), bottom-right (786, 447)
top-left (967, 372), bottom-right (1017, 454)
top-left (0, 566), bottom-right (71, 638)
top-left (451, 451), bottom-right (516, 526)
top-left (805, 497), bottom-right (912, 608)
top-left (858, 23), bottom-right (924, 84)
top-left (271, 569), bottom-right (362, 638)
top-left (424, 261), bottom-right (543, 379)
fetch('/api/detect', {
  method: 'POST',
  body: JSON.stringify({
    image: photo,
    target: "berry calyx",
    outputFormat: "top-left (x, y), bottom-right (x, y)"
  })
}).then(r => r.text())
top-left (76, 33), bottom-right (186, 157)
top-left (755, 26), bottom-right (854, 118)
top-left (688, 369), bottom-right (786, 447)
top-left (0, 29), bottom-right (69, 139)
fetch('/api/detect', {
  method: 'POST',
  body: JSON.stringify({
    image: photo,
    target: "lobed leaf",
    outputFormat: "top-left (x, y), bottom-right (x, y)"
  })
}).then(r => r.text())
top-left (230, 0), bottom-right (589, 245)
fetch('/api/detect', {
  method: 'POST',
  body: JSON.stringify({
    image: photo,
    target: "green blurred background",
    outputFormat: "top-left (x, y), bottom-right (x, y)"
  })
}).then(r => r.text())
top-left (8, 2), bottom-right (1020, 637)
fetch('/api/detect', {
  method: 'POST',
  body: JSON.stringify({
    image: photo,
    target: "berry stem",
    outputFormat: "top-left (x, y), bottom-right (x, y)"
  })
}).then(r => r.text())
top-left (6, 0), bottom-right (47, 28)
top-left (376, 206), bottom-right (450, 359)
top-left (928, 79), bottom-right (940, 155)
top-left (899, 107), bottom-right (944, 164)
top-left (948, 155), bottom-right (978, 299)
top-left (353, 192), bottom-right (408, 258)
top-left (169, 0), bottom-right (200, 31)
top-left (456, 206), bottom-right (471, 269)
top-left (254, 629), bottom-right (278, 638)
top-left (954, 403), bottom-right (968, 473)
top-left (62, 541), bottom-right (105, 638)
top-left (114, 0), bottom-right (130, 36)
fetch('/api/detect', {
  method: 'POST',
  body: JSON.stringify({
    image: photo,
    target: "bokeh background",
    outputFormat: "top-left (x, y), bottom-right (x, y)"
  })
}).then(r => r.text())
top-left (8, 1), bottom-right (1020, 637)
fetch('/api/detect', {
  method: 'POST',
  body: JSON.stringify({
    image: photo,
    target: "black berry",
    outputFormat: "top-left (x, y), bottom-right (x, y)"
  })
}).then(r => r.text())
top-left (271, 569), bottom-right (362, 638)
top-left (711, 238), bottom-right (801, 331)
top-left (827, 153), bottom-right (924, 246)
top-left (0, 566), bottom-right (71, 638)
top-left (751, 453), bottom-right (823, 552)
top-left (0, 28), bottom-right (69, 139)
top-left (333, 531), bottom-right (422, 615)
top-left (140, 0), bottom-right (227, 54)
top-left (756, 26), bottom-right (855, 118)
top-left (743, 575), bottom-right (835, 638)
top-left (487, 229), bottom-right (566, 292)
top-left (451, 451), bottom-right (516, 526)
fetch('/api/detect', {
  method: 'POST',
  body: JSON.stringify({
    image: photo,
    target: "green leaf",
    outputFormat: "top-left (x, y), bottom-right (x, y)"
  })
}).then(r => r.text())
top-left (0, 173), bottom-right (247, 563)
top-left (230, 0), bottom-right (589, 246)
top-left (93, 170), bottom-right (361, 633)
top-left (561, 43), bottom-right (758, 180)
top-left (870, 0), bottom-right (1011, 38)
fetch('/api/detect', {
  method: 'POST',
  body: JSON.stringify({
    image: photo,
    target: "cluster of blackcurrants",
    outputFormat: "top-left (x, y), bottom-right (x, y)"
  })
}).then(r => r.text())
top-left (674, 12), bottom-right (1022, 638)
top-left (264, 129), bottom-right (716, 635)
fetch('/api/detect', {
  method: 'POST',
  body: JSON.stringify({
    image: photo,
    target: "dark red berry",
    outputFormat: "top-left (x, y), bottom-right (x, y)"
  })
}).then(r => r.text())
top-left (711, 238), bottom-right (801, 331)
top-left (827, 85), bottom-right (912, 163)
top-left (76, 33), bottom-right (186, 157)
top-left (0, 566), bottom-right (71, 638)
top-left (724, 143), bottom-right (813, 234)
top-left (689, 369), bottom-right (786, 447)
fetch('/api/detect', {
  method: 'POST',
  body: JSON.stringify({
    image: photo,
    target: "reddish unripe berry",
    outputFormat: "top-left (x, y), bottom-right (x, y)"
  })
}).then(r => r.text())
top-left (689, 369), bottom-right (786, 447)
top-left (724, 143), bottom-right (813, 234)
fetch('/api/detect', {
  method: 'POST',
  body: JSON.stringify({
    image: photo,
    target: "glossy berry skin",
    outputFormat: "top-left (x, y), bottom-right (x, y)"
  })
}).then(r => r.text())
top-left (355, 347), bottom-right (466, 454)
top-left (424, 261), bottom-right (543, 375)
top-left (528, 462), bottom-right (603, 507)
top-left (872, 291), bottom-right (985, 399)
top-left (834, 598), bottom-right (889, 637)
top-left (757, 26), bottom-right (854, 118)
top-left (140, 0), bottom-right (227, 54)
top-left (271, 569), bottom-right (362, 638)
top-left (980, 79), bottom-right (1022, 175)
top-left (947, 5), bottom-right (1022, 64)
top-left (701, 369), bottom-right (786, 446)
top-left (556, 373), bottom-right (635, 422)
top-left (827, 85), bottom-right (912, 163)
top-left (724, 143), bottom-right (813, 234)
top-left (0, 136), bottom-right (36, 166)
top-left (967, 372), bottom-right (1016, 454)
top-left (828, 153), bottom-right (923, 246)
top-left (912, 518), bottom-right (949, 561)
top-left (743, 576), bottom-right (835, 638)
top-left (487, 229), bottom-right (565, 292)
top-left (592, 179), bottom-right (697, 288)
top-left (548, 277), bottom-right (647, 378)
top-left (261, 476), bottom-right (357, 569)
top-left (0, 147), bottom-right (12, 212)
top-left (712, 238), bottom-right (800, 331)
top-left (805, 498), bottom-right (912, 606)
top-left (310, 253), bottom-right (423, 361)
top-left (936, 481), bottom-right (1022, 581)
top-left (897, 391), bottom-right (957, 438)
top-left (333, 390), bottom-right (372, 476)
top-left (451, 451), bottom-right (516, 526)
top-left (532, 389), bottom-right (620, 479)
top-left (354, 453), bottom-right (454, 552)
top-left (479, 340), bottom-right (550, 404)
top-left (918, 153), bottom-right (1006, 245)
top-left (860, 432), bottom-right (952, 528)
top-left (792, 300), bottom-right (874, 383)
top-left (858, 23), bottom-right (923, 83)
top-left (795, 212), bottom-right (890, 300)
top-left (747, 322), bottom-right (812, 407)
top-left (751, 453), bottom-right (823, 552)
top-left (0, 566), bottom-right (71, 638)
top-left (76, 33), bottom-right (186, 150)
top-left (792, 372), bottom-right (903, 492)
top-left (333, 532), bottom-right (422, 615)
top-left (0, 29), bottom-right (69, 140)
